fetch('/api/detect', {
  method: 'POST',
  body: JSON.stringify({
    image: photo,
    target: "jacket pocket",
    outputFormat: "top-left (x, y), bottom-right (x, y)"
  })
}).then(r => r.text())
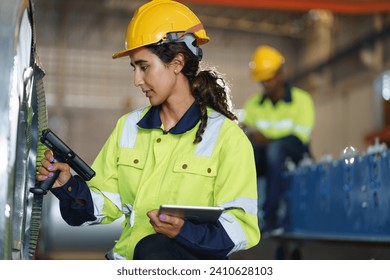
top-left (173, 154), bottom-right (217, 177)
top-left (170, 155), bottom-right (218, 205)
top-left (117, 148), bottom-right (146, 197)
top-left (117, 148), bottom-right (146, 170)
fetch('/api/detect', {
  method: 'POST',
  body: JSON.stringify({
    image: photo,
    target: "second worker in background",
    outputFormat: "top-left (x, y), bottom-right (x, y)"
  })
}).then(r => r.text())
top-left (241, 45), bottom-right (315, 233)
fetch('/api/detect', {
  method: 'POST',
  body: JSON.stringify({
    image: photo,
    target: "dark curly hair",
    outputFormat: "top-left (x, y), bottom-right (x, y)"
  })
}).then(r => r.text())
top-left (145, 42), bottom-right (237, 143)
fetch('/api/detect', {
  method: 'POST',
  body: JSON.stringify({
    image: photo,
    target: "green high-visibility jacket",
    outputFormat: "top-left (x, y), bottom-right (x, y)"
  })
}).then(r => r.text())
top-left (87, 105), bottom-right (260, 259)
top-left (243, 86), bottom-right (315, 144)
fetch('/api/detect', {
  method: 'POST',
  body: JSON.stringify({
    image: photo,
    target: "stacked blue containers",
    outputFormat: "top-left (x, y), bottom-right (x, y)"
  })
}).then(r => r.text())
top-left (284, 148), bottom-right (390, 241)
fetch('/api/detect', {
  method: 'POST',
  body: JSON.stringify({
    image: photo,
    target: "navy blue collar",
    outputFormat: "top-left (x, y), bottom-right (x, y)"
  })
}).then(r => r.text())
top-left (137, 102), bottom-right (201, 134)
top-left (260, 83), bottom-right (292, 105)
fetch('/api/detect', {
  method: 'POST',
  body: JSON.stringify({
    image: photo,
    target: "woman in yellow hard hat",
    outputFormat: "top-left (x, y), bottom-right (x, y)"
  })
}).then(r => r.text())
top-left (37, 0), bottom-right (260, 260)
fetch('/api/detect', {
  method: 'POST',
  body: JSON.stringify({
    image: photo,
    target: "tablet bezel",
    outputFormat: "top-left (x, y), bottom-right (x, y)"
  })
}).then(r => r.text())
top-left (158, 204), bottom-right (224, 223)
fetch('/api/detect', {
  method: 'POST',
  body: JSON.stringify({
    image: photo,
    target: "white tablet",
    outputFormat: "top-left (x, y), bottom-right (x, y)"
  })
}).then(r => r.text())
top-left (158, 204), bottom-right (224, 223)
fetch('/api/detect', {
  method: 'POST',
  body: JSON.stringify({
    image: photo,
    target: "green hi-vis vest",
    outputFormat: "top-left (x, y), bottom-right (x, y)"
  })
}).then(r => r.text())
top-left (243, 87), bottom-right (315, 144)
top-left (85, 106), bottom-right (260, 259)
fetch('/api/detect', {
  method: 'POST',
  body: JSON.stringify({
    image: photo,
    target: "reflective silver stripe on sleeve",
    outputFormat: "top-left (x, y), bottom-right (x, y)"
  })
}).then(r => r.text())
top-left (119, 108), bottom-right (143, 148)
top-left (219, 197), bottom-right (258, 216)
top-left (122, 203), bottom-right (133, 216)
top-left (294, 124), bottom-right (312, 136)
top-left (219, 212), bottom-right (247, 255)
top-left (122, 204), bottom-right (135, 227)
top-left (255, 119), bottom-right (293, 131)
top-left (83, 189), bottom-right (122, 225)
top-left (105, 250), bottom-right (127, 260)
top-left (218, 197), bottom-right (258, 254)
top-left (195, 111), bottom-right (225, 157)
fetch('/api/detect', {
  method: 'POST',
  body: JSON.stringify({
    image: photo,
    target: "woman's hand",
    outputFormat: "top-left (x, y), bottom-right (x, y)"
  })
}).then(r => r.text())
top-left (147, 209), bottom-right (184, 238)
top-left (36, 149), bottom-right (72, 188)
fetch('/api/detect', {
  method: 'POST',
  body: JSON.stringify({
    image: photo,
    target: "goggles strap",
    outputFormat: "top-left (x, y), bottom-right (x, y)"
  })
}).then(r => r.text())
top-left (157, 33), bottom-right (203, 61)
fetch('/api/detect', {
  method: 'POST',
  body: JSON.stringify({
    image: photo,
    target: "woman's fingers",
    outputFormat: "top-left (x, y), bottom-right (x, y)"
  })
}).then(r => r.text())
top-left (44, 149), bottom-right (54, 162)
top-left (37, 165), bottom-right (51, 178)
top-left (37, 149), bottom-right (72, 187)
top-left (147, 209), bottom-right (184, 238)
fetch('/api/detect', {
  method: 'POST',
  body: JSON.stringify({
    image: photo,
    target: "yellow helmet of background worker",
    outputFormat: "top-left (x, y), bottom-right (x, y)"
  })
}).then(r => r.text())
top-left (112, 0), bottom-right (210, 59)
top-left (249, 45), bottom-right (285, 82)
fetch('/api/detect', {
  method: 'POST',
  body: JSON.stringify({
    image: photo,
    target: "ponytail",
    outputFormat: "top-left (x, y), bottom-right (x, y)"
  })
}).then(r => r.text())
top-left (146, 43), bottom-right (237, 143)
top-left (192, 70), bottom-right (237, 143)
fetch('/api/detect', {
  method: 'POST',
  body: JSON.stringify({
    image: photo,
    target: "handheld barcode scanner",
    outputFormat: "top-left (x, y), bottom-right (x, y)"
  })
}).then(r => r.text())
top-left (30, 129), bottom-right (95, 195)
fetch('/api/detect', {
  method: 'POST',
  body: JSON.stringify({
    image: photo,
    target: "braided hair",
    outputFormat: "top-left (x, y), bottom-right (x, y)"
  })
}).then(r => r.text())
top-left (146, 42), bottom-right (237, 143)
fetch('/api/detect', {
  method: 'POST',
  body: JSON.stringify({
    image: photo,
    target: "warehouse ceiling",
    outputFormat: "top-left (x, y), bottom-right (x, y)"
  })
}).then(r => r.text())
top-left (101, 0), bottom-right (390, 40)
top-left (182, 0), bottom-right (390, 14)
top-left (34, 0), bottom-right (390, 82)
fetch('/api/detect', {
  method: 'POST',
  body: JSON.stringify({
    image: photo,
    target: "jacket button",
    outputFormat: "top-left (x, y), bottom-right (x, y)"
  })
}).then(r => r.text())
top-left (67, 186), bottom-right (72, 192)
top-left (182, 164), bottom-right (188, 169)
top-left (207, 168), bottom-right (212, 173)
top-left (156, 138), bottom-right (161, 143)
top-left (133, 159), bottom-right (139, 164)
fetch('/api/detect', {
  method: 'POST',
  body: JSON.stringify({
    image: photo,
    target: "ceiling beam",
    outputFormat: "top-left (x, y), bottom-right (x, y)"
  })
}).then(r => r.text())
top-left (181, 0), bottom-right (390, 14)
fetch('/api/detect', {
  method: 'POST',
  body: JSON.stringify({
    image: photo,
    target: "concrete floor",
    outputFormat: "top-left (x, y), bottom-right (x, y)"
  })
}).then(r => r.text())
top-left (230, 236), bottom-right (390, 260)
top-left (38, 236), bottom-right (390, 260)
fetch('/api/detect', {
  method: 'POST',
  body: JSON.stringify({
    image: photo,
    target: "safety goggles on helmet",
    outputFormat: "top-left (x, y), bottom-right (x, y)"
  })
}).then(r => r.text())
top-left (156, 32), bottom-right (203, 61)
top-left (112, 0), bottom-right (209, 60)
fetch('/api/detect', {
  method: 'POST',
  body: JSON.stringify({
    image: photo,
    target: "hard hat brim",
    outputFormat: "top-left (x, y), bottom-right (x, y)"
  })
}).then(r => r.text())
top-left (112, 49), bottom-right (129, 59)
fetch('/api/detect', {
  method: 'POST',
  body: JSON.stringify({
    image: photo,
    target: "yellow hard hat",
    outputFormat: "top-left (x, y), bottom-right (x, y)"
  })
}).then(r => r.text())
top-left (112, 0), bottom-right (210, 59)
top-left (249, 45), bottom-right (285, 82)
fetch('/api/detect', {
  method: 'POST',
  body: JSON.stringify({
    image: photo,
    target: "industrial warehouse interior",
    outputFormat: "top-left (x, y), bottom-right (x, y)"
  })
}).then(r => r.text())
top-left (1, 0), bottom-right (390, 262)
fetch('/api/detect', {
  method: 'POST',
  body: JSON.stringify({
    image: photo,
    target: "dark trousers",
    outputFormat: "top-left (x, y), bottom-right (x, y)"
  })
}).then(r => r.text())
top-left (134, 234), bottom-right (229, 260)
top-left (254, 137), bottom-right (309, 228)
